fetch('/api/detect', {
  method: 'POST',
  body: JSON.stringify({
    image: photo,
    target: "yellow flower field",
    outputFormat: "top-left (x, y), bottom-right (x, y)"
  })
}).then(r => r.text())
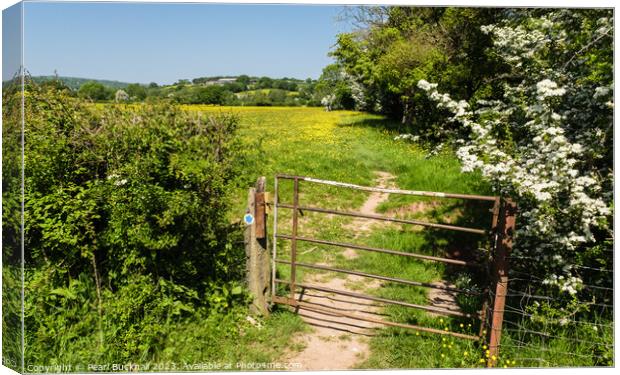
top-left (182, 105), bottom-right (487, 212)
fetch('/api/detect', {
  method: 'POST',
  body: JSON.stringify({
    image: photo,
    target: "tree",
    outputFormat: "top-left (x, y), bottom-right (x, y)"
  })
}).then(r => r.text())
top-left (331, 7), bottom-right (506, 135)
top-left (126, 83), bottom-right (147, 101)
top-left (257, 76), bottom-right (273, 89)
top-left (314, 64), bottom-right (356, 110)
top-left (77, 81), bottom-right (108, 101)
top-left (114, 89), bottom-right (129, 102)
top-left (236, 75), bottom-right (251, 89)
top-left (198, 85), bottom-right (227, 104)
top-left (223, 82), bottom-right (245, 93)
top-left (274, 80), bottom-right (297, 91)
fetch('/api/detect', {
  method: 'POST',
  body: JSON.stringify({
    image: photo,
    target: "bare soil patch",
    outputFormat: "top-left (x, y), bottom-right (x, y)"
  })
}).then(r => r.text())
top-left (283, 275), bottom-right (384, 370)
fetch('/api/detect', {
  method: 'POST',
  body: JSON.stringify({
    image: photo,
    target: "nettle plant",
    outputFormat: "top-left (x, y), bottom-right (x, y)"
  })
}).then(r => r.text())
top-left (417, 11), bottom-right (613, 302)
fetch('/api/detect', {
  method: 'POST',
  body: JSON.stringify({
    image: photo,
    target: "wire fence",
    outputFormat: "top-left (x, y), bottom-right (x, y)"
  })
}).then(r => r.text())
top-left (485, 262), bottom-right (614, 367)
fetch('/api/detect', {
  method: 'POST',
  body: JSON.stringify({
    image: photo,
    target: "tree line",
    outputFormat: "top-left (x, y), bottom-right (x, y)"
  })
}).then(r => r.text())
top-left (40, 75), bottom-right (325, 107)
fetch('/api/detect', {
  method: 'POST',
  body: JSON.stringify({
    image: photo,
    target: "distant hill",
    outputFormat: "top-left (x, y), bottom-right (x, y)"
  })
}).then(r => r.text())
top-left (31, 76), bottom-right (132, 90)
top-left (16, 74), bottom-right (320, 106)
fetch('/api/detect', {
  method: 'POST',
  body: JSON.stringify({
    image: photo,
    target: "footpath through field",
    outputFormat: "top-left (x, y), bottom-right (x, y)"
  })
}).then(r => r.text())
top-left (184, 106), bottom-right (489, 368)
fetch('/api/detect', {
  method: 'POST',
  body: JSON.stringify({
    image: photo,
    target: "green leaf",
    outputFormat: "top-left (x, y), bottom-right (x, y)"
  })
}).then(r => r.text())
top-left (49, 288), bottom-right (77, 300)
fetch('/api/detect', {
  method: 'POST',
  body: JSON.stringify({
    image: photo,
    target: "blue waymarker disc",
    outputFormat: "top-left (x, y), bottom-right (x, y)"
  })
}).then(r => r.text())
top-left (244, 213), bottom-right (254, 225)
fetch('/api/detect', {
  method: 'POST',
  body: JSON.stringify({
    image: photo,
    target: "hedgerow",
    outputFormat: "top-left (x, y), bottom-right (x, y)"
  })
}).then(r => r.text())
top-left (17, 81), bottom-right (249, 363)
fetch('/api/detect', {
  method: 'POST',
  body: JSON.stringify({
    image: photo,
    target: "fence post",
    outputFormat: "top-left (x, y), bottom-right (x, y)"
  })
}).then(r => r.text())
top-left (289, 177), bottom-right (299, 302)
top-left (487, 198), bottom-right (517, 367)
top-left (479, 197), bottom-right (502, 338)
top-left (245, 176), bottom-right (271, 316)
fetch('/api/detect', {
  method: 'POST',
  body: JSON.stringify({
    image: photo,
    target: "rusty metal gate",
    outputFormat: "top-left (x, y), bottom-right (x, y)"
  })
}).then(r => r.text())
top-left (268, 174), bottom-right (516, 366)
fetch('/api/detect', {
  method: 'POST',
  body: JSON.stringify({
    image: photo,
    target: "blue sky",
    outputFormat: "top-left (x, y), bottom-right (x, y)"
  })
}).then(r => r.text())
top-left (22, 1), bottom-right (353, 84)
top-left (2, 2), bottom-right (22, 81)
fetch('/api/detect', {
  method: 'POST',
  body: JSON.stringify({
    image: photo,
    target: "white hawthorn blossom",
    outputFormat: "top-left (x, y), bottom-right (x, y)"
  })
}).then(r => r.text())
top-left (343, 73), bottom-right (368, 111)
top-left (536, 79), bottom-right (566, 100)
top-left (107, 173), bottom-right (128, 187)
top-left (114, 89), bottom-right (129, 102)
top-left (321, 94), bottom-right (336, 111)
top-left (418, 13), bottom-right (613, 295)
top-left (394, 134), bottom-right (420, 142)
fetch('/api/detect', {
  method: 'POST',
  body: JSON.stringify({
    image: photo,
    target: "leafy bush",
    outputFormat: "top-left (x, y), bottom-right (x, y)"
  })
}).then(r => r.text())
top-left (20, 81), bottom-right (249, 363)
top-left (77, 80), bottom-right (113, 101)
top-left (2, 77), bottom-right (24, 371)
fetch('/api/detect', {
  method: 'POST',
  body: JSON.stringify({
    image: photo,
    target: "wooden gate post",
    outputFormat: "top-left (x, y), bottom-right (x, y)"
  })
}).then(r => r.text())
top-left (487, 198), bottom-right (517, 367)
top-left (244, 176), bottom-right (271, 316)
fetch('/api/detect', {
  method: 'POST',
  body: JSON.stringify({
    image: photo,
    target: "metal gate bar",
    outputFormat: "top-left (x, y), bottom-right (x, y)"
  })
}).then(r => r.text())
top-left (271, 295), bottom-right (480, 340)
top-left (277, 204), bottom-right (487, 235)
top-left (275, 234), bottom-right (483, 267)
top-left (289, 177), bottom-right (300, 301)
top-left (276, 174), bottom-right (497, 202)
top-left (275, 279), bottom-right (479, 319)
top-left (274, 259), bottom-right (480, 295)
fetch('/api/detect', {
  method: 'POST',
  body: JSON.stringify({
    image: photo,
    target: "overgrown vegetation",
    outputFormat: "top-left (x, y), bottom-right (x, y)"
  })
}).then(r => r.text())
top-left (321, 7), bottom-right (507, 135)
top-left (2, 76), bottom-right (23, 370)
top-left (322, 6), bottom-right (614, 367)
top-left (0, 80), bottom-right (309, 369)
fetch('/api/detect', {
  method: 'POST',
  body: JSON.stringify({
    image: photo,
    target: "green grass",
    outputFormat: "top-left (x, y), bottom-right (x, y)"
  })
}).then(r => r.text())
top-left (183, 106), bottom-right (488, 213)
top-left (178, 106), bottom-right (611, 369)
top-left (151, 307), bottom-right (308, 369)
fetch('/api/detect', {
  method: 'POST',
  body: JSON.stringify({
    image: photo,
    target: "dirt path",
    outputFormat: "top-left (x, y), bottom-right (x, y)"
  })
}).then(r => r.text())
top-left (342, 171), bottom-right (396, 259)
top-left (281, 171), bottom-right (462, 369)
top-left (283, 171), bottom-right (395, 370)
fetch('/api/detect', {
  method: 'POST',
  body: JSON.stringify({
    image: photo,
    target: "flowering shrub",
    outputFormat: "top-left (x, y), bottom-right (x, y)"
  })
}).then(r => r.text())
top-left (315, 64), bottom-right (363, 111)
top-left (417, 10), bottom-right (613, 299)
top-left (114, 89), bottom-right (129, 102)
top-left (321, 94), bottom-right (336, 111)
